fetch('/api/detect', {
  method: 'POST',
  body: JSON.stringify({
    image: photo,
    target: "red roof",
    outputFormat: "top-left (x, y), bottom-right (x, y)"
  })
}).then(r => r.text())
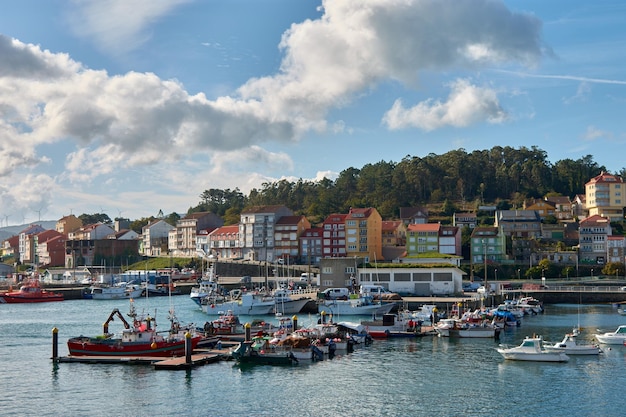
top-left (407, 223), bottom-right (441, 232)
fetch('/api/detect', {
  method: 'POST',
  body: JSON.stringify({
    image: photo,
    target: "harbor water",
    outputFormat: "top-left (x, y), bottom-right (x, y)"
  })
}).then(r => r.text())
top-left (1, 295), bottom-right (626, 417)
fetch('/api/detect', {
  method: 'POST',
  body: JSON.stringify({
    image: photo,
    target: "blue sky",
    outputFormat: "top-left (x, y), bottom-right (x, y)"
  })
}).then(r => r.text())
top-left (1, 0), bottom-right (625, 224)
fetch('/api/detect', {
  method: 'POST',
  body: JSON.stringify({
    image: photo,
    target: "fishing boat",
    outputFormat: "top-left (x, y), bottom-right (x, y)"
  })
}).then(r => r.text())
top-left (190, 262), bottom-right (220, 307)
top-left (67, 300), bottom-right (201, 357)
top-left (544, 328), bottom-right (603, 355)
top-left (0, 279), bottom-right (64, 303)
top-left (496, 336), bottom-right (569, 362)
top-left (593, 325), bottom-right (626, 345)
top-left (434, 318), bottom-right (498, 338)
top-left (272, 289), bottom-right (311, 315)
top-left (201, 291), bottom-right (276, 316)
top-left (317, 295), bottom-right (396, 316)
top-left (230, 335), bottom-right (300, 365)
top-left (88, 283), bottom-right (143, 300)
top-left (361, 313), bottom-right (423, 338)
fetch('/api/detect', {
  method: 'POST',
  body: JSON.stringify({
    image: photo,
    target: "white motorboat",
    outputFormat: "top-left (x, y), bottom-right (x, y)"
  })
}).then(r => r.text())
top-left (544, 328), bottom-right (602, 355)
top-left (318, 296), bottom-right (396, 316)
top-left (201, 292), bottom-right (276, 316)
top-left (497, 336), bottom-right (569, 362)
top-left (593, 325), bottom-right (626, 345)
top-left (89, 284), bottom-right (143, 300)
top-left (272, 289), bottom-right (311, 315)
top-left (434, 318), bottom-right (498, 338)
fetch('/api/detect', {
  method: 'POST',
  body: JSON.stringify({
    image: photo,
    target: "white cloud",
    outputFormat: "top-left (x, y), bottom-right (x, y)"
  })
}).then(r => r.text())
top-left (0, 0), bottom-right (547, 219)
top-left (582, 126), bottom-right (613, 141)
top-left (67, 0), bottom-right (193, 55)
top-left (238, 0), bottom-right (544, 131)
top-left (382, 79), bottom-right (507, 131)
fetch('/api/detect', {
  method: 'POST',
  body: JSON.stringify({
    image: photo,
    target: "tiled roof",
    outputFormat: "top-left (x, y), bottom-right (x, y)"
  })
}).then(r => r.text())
top-left (407, 223), bottom-right (441, 232)
top-left (276, 215), bottom-right (304, 225)
top-left (580, 214), bottom-right (611, 226)
top-left (381, 221), bottom-right (402, 230)
top-left (323, 213), bottom-right (347, 223)
top-left (210, 225), bottom-right (239, 236)
top-left (587, 171), bottom-right (624, 185)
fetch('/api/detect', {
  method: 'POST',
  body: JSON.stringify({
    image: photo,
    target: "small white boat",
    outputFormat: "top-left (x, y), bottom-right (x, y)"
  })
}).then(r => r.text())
top-left (497, 336), bottom-right (570, 362)
top-left (272, 289), bottom-right (311, 315)
top-left (544, 328), bottom-right (602, 355)
top-left (89, 284), bottom-right (143, 300)
top-left (435, 318), bottom-right (498, 338)
top-left (318, 296), bottom-right (396, 316)
top-left (202, 292), bottom-right (276, 316)
top-left (594, 325), bottom-right (626, 345)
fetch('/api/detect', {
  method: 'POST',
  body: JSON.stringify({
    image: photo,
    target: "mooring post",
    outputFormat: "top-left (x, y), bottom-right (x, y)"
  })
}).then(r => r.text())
top-left (185, 332), bottom-right (192, 364)
top-left (244, 322), bottom-right (251, 341)
top-left (52, 327), bottom-right (58, 361)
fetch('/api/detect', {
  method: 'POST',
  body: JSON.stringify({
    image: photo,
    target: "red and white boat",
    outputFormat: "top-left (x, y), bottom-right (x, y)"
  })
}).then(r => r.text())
top-left (0, 279), bottom-right (64, 303)
top-left (67, 300), bottom-right (201, 357)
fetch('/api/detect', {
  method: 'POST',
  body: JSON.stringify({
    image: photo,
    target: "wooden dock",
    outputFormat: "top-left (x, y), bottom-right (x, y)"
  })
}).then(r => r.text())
top-left (54, 348), bottom-right (233, 370)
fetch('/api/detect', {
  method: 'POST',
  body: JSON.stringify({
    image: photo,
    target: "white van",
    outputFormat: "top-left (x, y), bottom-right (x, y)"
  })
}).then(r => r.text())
top-left (360, 284), bottom-right (391, 296)
top-left (300, 272), bottom-right (315, 282)
top-left (321, 287), bottom-right (349, 300)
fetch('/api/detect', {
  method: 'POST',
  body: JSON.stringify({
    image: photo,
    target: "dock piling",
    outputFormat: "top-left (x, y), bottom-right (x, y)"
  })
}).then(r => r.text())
top-left (185, 332), bottom-right (192, 364)
top-left (52, 327), bottom-right (58, 361)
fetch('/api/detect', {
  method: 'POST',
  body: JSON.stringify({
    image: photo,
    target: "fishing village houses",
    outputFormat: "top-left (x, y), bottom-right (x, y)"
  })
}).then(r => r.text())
top-left (1, 172), bottom-right (625, 295)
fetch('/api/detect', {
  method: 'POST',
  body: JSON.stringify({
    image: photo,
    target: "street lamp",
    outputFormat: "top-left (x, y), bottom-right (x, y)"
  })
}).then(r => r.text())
top-left (517, 269), bottom-right (521, 280)
top-left (495, 269), bottom-right (498, 282)
top-left (591, 268), bottom-right (594, 279)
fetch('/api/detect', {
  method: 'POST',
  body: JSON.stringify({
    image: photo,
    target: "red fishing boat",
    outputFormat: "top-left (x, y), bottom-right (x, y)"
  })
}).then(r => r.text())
top-left (67, 300), bottom-right (201, 357)
top-left (0, 279), bottom-right (64, 303)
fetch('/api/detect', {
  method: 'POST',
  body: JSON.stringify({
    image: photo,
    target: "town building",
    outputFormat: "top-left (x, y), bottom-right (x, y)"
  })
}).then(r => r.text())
top-left (405, 223), bottom-right (461, 257)
top-left (300, 227), bottom-right (323, 266)
top-left (275, 215), bottom-right (311, 262)
top-left (578, 214), bottom-right (612, 265)
top-left (208, 225), bottom-right (241, 260)
top-left (19, 224), bottom-right (47, 263)
top-left (357, 265), bottom-right (465, 296)
top-left (544, 195), bottom-right (574, 221)
top-left (171, 212), bottom-right (223, 257)
top-left (607, 235), bottom-right (626, 265)
top-left (453, 212), bottom-right (477, 229)
top-left (399, 207), bottom-right (428, 225)
top-left (321, 213), bottom-right (347, 258)
top-left (525, 199), bottom-right (556, 219)
top-left (142, 219), bottom-right (174, 257)
top-left (55, 215), bottom-right (82, 236)
top-left (345, 207), bottom-right (382, 262)
top-left (239, 205), bottom-right (293, 262)
top-left (495, 210), bottom-right (542, 238)
top-left (470, 226), bottom-right (507, 268)
top-left (585, 171), bottom-right (625, 222)
top-left (381, 220), bottom-right (406, 247)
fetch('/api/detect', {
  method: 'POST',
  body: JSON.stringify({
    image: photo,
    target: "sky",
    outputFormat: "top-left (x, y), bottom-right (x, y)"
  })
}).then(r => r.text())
top-left (1, 0), bottom-right (625, 225)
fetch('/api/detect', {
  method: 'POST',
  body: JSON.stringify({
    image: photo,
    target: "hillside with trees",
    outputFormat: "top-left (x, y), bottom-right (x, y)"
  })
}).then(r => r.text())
top-left (188, 146), bottom-right (623, 224)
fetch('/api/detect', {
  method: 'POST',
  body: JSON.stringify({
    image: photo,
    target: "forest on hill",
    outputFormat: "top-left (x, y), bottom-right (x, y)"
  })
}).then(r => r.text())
top-left (189, 146), bottom-right (621, 224)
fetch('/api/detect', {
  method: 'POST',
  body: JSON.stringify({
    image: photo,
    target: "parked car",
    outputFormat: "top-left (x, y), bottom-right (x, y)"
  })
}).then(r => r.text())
top-left (321, 288), bottom-right (349, 300)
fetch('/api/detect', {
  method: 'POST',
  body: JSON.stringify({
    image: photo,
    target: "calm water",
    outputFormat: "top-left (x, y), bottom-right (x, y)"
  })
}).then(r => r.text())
top-left (1, 296), bottom-right (626, 417)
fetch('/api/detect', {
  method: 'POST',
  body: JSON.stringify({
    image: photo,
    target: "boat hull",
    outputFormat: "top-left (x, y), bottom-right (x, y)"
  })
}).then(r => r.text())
top-left (90, 287), bottom-right (143, 300)
top-left (497, 350), bottom-right (569, 362)
top-left (0, 294), bottom-right (64, 303)
top-left (318, 300), bottom-right (396, 316)
top-left (67, 336), bottom-right (201, 357)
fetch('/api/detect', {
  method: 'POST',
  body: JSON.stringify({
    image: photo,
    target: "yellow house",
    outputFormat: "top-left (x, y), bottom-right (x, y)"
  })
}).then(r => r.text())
top-left (345, 207), bottom-right (382, 262)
